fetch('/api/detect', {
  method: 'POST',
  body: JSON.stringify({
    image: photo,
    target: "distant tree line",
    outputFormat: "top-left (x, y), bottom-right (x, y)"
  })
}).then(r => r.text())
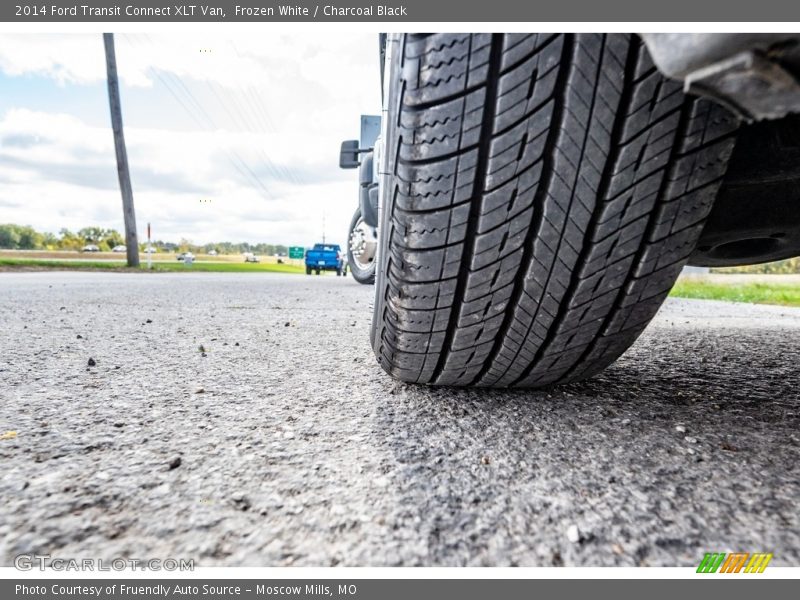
top-left (0, 224), bottom-right (289, 256)
top-left (0, 224), bottom-right (124, 251)
top-left (172, 238), bottom-right (289, 256)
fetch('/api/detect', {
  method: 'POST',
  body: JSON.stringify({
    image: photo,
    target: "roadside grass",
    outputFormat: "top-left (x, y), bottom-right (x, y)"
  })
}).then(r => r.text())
top-left (4, 257), bottom-right (799, 303)
top-left (670, 279), bottom-right (800, 307)
top-left (0, 250), bottom-right (278, 263)
top-left (0, 257), bottom-right (305, 274)
top-left (0, 258), bottom-right (126, 270)
top-left (147, 261), bottom-right (304, 273)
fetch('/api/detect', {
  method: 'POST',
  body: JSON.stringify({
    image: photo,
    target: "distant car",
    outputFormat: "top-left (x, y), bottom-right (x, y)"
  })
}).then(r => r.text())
top-left (305, 243), bottom-right (343, 276)
top-left (176, 252), bottom-right (195, 262)
top-left (145, 247), bottom-right (157, 253)
top-left (81, 244), bottom-right (100, 252)
top-left (243, 252), bottom-right (260, 263)
top-left (111, 245), bottom-right (126, 253)
top-left (208, 249), bottom-right (218, 256)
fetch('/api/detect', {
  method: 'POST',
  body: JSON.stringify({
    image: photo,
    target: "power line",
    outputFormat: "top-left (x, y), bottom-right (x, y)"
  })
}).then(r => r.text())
top-left (121, 33), bottom-right (277, 200)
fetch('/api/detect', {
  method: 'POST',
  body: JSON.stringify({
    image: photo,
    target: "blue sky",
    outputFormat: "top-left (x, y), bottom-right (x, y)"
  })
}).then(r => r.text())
top-left (0, 73), bottom-right (105, 124)
top-left (0, 33), bottom-right (381, 245)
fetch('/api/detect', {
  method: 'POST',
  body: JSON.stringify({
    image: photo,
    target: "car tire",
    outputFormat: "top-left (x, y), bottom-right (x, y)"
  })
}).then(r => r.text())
top-left (371, 33), bottom-right (738, 387)
top-left (306, 266), bottom-right (312, 275)
top-left (347, 207), bottom-right (377, 285)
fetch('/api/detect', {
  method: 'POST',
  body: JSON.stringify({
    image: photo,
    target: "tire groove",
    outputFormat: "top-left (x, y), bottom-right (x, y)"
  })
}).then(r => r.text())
top-left (558, 102), bottom-right (697, 382)
top-left (430, 34), bottom-right (504, 385)
top-left (474, 34), bottom-right (582, 386)
top-left (509, 35), bottom-right (634, 387)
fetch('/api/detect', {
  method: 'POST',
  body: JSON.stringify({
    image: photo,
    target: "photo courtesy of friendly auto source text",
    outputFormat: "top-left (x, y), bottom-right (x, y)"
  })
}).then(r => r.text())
top-left (0, 0), bottom-right (799, 596)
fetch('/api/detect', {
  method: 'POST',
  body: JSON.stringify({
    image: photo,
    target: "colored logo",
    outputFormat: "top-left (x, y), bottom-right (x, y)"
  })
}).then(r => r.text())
top-left (697, 552), bottom-right (773, 573)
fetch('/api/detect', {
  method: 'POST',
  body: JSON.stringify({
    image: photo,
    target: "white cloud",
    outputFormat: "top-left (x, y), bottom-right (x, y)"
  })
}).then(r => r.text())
top-left (0, 33), bottom-right (378, 92)
top-left (0, 34), bottom-right (106, 85)
top-left (0, 33), bottom-right (381, 246)
top-left (0, 107), bottom-right (359, 245)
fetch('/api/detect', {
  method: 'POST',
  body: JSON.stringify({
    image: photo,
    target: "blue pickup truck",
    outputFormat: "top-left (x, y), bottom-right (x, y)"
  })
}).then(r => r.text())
top-left (304, 243), bottom-right (345, 276)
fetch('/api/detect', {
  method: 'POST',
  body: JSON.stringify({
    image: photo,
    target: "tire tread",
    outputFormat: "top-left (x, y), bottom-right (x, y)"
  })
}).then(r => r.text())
top-left (371, 33), bottom-right (738, 388)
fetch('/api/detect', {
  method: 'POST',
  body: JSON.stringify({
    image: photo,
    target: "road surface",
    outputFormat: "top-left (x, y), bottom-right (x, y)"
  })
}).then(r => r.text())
top-left (0, 272), bottom-right (798, 566)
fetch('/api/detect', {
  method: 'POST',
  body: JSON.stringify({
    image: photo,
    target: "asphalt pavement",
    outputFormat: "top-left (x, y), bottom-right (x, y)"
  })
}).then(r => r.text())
top-left (0, 271), bottom-right (798, 567)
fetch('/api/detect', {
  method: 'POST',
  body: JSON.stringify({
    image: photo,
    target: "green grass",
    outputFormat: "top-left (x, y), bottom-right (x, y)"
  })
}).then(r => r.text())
top-left (0, 257), bottom-right (304, 274)
top-left (146, 261), bottom-right (304, 273)
top-left (6, 257), bottom-right (796, 304)
top-left (670, 280), bottom-right (800, 307)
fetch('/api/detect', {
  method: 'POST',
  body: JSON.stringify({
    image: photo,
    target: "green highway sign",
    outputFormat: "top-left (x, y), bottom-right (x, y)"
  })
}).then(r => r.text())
top-left (289, 246), bottom-right (305, 259)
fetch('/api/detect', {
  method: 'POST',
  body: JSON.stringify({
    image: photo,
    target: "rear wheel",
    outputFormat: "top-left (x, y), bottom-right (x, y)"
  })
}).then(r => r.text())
top-left (348, 207), bottom-right (377, 284)
top-left (371, 33), bottom-right (738, 387)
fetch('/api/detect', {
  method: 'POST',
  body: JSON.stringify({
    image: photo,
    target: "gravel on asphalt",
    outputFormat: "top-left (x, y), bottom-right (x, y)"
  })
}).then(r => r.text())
top-left (0, 272), bottom-right (798, 566)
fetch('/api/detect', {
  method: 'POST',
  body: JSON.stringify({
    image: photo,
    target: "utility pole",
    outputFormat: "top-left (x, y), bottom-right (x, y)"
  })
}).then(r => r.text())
top-left (104, 33), bottom-right (139, 267)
